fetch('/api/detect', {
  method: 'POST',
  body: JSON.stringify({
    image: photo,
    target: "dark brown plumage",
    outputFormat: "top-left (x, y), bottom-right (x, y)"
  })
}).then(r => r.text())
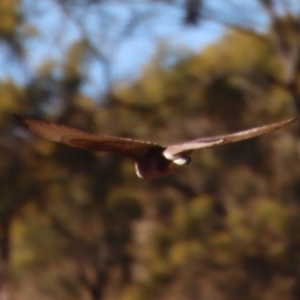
top-left (15, 115), bottom-right (299, 179)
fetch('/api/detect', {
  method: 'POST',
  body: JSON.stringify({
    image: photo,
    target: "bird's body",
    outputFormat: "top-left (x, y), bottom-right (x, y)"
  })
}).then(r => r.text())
top-left (15, 115), bottom-right (299, 179)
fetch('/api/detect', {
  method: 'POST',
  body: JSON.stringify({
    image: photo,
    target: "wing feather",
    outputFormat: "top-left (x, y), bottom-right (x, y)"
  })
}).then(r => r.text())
top-left (15, 115), bottom-right (163, 159)
top-left (164, 116), bottom-right (300, 158)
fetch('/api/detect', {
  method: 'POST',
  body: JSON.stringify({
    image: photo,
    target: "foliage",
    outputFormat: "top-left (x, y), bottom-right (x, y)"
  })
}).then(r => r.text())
top-left (1, 1), bottom-right (300, 300)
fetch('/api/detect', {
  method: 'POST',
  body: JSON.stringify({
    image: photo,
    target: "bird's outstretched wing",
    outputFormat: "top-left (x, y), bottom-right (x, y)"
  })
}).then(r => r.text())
top-left (15, 115), bottom-right (164, 159)
top-left (163, 116), bottom-right (300, 159)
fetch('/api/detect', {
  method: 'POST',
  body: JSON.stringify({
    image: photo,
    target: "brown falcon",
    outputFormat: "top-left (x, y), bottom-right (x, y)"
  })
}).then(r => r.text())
top-left (15, 115), bottom-right (299, 179)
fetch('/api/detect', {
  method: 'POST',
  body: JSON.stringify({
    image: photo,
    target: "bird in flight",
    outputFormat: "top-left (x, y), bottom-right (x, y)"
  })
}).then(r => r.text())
top-left (15, 115), bottom-right (299, 179)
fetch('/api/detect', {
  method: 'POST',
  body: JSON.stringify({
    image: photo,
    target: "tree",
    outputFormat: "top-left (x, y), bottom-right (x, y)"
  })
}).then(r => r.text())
top-left (1, 0), bottom-right (300, 300)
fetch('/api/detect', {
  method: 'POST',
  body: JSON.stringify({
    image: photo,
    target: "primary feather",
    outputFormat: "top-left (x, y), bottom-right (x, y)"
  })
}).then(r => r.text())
top-left (14, 115), bottom-right (163, 159)
top-left (163, 116), bottom-right (299, 158)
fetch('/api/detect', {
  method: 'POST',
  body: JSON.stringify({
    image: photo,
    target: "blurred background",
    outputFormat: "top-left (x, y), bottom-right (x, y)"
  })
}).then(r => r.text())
top-left (2, 0), bottom-right (300, 299)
